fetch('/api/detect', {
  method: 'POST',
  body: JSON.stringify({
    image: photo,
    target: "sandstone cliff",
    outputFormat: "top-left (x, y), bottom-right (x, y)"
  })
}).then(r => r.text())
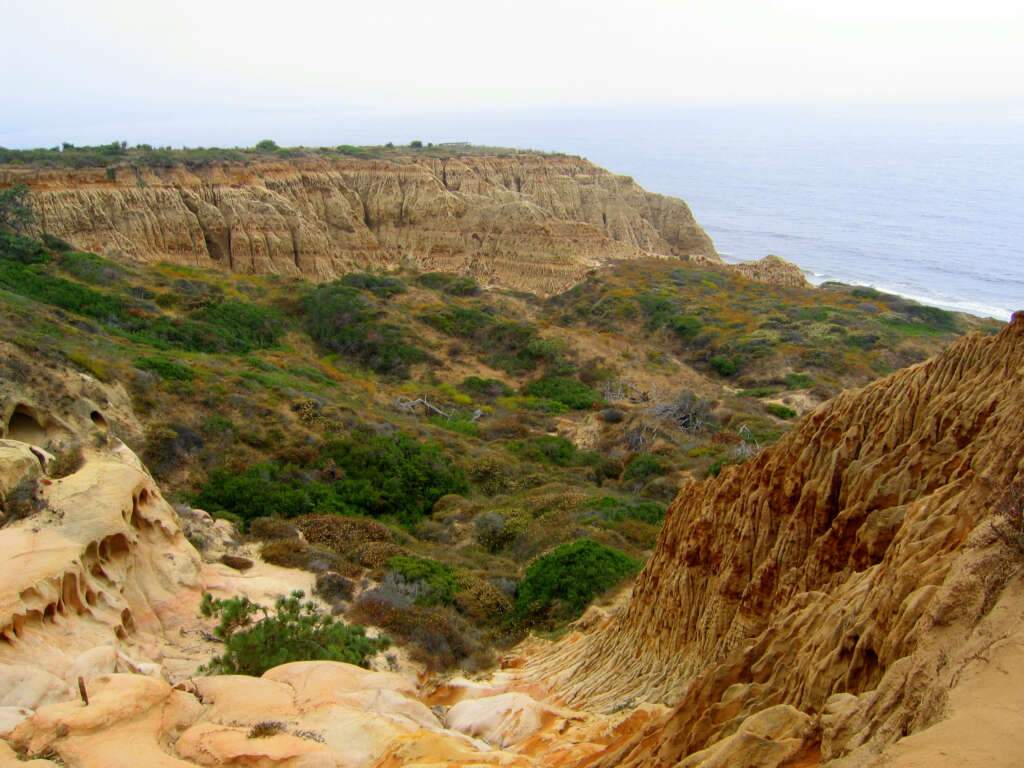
top-left (524, 312), bottom-right (1024, 766)
top-left (0, 154), bottom-right (717, 294)
top-left (732, 254), bottom-right (810, 288)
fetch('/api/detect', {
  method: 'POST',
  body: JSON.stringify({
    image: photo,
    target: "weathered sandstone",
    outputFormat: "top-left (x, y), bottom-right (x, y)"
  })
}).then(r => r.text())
top-left (1, 154), bottom-right (717, 294)
top-left (523, 311), bottom-right (1024, 766)
top-left (732, 254), bottom-right (810, 288)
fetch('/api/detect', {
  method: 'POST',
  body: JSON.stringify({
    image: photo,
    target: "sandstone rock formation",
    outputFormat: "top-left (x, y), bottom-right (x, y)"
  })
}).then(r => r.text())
top-left (0, 349), bottom-right (627, 766)
top-left (732, 254), bottom-right (810, 288)
top-left (1, 154), bottom-right (717, 294)
top-left (524, 311), bottom-right (1024, 766)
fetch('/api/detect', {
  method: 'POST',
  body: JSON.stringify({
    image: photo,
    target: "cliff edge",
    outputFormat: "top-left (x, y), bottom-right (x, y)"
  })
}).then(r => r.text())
top-left (0, 153), bottom-right (717, 294)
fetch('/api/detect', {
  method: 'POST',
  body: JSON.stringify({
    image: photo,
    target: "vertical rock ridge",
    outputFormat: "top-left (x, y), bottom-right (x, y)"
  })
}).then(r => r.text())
top-left (522, 314), bottom-right (1024, 764)
top-left (1, 154), bottom-right (717, 294)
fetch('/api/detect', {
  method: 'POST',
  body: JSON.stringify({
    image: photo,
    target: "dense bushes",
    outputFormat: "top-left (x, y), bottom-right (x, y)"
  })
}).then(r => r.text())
top-left (320, 432), bottom-right (468, 524)
top-left (1, 233), bottom-right (49, 264)
top-left (417, 272), bottom-right (480, 296)
top-left (765, 403), bottom-right (797, 419)
top-left (513, 539), bottom-right (639, 626)
top-left (0, 240), bottom-right (282, 355)
top-left (199, 591), bottom-right (387, 676)
top-left (136, 356), bottom-right (196, 381)
top-left (194, 463), bottom-right (340, 524)
top-left (194, 431), bottom-right (466, 526)
top-left (386, 556), bottom-right (458, 606)
top-left (459, 376), bottom-right (513, 398)
top-left (710, 354), bottom-right (740, 377)
top-left (305, 282), bottom-right (425, 377)
top-left (190, 300), bottom-right (285, 351)
top-left (521, 376), bottom-right (601, 410)
top-left (0, 184), bottom-right (33, 233)
top-left (340, 272), bottom-right (407, 298)
top-left (0, 257), bottom-right (127, 319)
top-left (57, 251), bottom-right (124, 284)
top-left (509, 435), bottom-right (593, 467)
top-left (579, 496), bottom-right (665, 525)
top-left (419, 306), bottom-right (560, 374)
top-left (622, 453), bottom-right (667, 484)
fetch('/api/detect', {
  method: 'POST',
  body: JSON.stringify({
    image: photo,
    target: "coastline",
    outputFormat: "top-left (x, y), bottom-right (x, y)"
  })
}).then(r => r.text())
top-left (719, 252), bottom-right (1015, 322)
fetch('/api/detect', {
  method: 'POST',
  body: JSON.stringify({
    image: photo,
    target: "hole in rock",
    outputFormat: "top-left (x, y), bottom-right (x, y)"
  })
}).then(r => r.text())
top-left (90, 410), bottom-right (108, 431)
top-left (7, 405), bottom-right (47, 445)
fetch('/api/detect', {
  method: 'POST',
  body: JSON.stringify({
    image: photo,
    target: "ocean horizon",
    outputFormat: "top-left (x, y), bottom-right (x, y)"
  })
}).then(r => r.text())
top-left (5, 105), bottom-right (1021, 320)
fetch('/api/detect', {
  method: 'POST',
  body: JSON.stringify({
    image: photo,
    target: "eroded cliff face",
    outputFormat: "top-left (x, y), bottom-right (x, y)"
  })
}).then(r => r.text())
top-left (524, 312), bottom-right (1024, 766)
top-left (1, 154), bottom-right (717, 294)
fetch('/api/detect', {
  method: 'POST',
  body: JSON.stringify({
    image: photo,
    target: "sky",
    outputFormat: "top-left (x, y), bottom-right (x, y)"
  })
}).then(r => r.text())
top-left (2, 0), bottom-right (1023, 148)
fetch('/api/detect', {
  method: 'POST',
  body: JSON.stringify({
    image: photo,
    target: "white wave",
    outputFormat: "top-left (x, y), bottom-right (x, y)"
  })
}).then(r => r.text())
top-left (803, 272), bottom-right (1013, 321)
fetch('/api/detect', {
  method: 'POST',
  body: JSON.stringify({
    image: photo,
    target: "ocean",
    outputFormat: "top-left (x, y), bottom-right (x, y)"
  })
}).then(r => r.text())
top-left (410, 106), bottom-right (1022, 322)
top-left (8, 105), bottom-right (1022, 320)
top-left (289, 105), bottom-right (1022, 321)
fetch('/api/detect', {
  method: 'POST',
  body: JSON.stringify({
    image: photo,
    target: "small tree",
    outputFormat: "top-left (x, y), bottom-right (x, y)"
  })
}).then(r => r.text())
top-left (0, 184), bottom-right (33, 233)
top-left (409, 140), bottom-right (423, 149)
top-left (255, 139), bottom-right (280, 152)
top-left (199, 590), bottom-right (388, 676)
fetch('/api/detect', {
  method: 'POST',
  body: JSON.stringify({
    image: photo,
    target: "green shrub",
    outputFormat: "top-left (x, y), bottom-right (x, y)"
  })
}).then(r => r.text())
top-left (386, 555), bottom-right (458, 605)
top-left (580, 496), bottom-right (665, 525)
top-left (321, 431), bottom-right (468, 524)
top-left (459, 376), bottom-right (513, 398)
top-left (429, 415), bottom-right (480, 437)
top-left (622, 453), bottom-right (666, 484)
top-left (40, 233), bottom-right (73, 252)
top-left (765, 403), bottom-right (797, 419)
top-left (0, 233), bottom-right (49, 264)
top-left (193, 463), bottom-right (344, 526)
top-left (192, 300), bottom-right (286, 351)
top-left (419, 307), bottom-right (558, 374)
top-left (199, 591), bottom-right (387, 676)
top-left (196, 432), bottom-right (465, 528)
top-left (416, 272), bottom-right (480, 296)
top-left (136, 356), bottom-right (195, 381)
top-left (905, 304), bottom-right (958, 332)
top-left (0, 184), bottom-right (32, 233)
top-left (0, 258), bottom-right (127, 320)
top-left (707, 457), bottom-right (737, 477)
top-left (305, 283), bottom-right (425, 377)
top-left (521, 376), bottom-right (601, 410)
top-left (509, 436), bottom-right (581, 467)
top-left (255, 139), bottom-right (280, 151)
top-left (670, 314), bottom-right (702, 341)
top-left (57, 251), bottom-right (124, 284)
top-left (784, 372), bottom-right (812, 389)
top-left (340, 272), bottom-right (407, 299)
top-left (710, 354), bottom-right (740, 377)
top-left (513, 539), bottom-right (639, 626)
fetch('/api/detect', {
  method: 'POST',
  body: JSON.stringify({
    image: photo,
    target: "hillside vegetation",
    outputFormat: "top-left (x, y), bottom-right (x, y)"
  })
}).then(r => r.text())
top-left (0, 216), bottom-right (999, 670)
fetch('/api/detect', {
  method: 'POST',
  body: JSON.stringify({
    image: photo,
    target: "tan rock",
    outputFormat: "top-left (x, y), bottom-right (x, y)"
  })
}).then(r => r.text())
top-left (527, 312), bottom-right (1024, 766)
top-left (0, 664), bottom-right (71, 709)
top-left (174, 722), bottom-right (336, 767)
top-left (446, 692), bottom-right (545, 749)
top-left (2, 154), bottom-right (717, 295)
top-left (730, 254), bottom-right (809, 287)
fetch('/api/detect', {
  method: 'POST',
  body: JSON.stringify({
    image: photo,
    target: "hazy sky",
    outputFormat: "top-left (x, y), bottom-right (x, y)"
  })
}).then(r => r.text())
top-left (3, 0), bottom-right (1023, 147)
